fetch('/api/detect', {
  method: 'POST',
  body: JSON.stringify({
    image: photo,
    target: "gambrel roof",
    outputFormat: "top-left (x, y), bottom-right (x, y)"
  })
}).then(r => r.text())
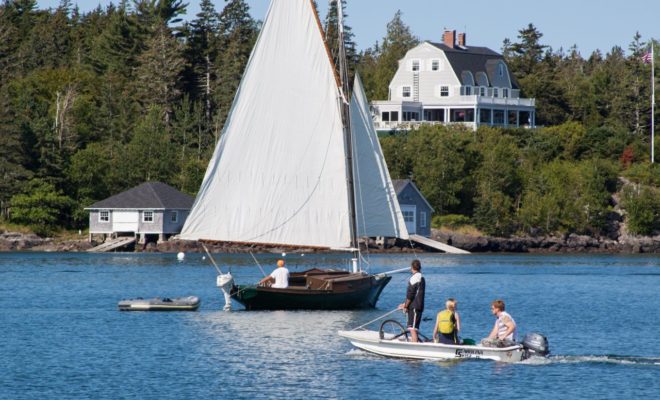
top-left (427, 41), bottom-right (520, 89)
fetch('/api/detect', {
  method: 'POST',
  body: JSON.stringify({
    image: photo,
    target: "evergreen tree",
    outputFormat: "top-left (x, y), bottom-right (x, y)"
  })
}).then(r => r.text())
top-left (323, 0), bottom-right (358, 82)
top-left (183, 0), bottom-right (220, 128)
top-left (213, 0), bottom-right (258, 130)
top-left (362, 10), bottom-right (418, 100)
top-left (135, 22), bottom-right (187, 121)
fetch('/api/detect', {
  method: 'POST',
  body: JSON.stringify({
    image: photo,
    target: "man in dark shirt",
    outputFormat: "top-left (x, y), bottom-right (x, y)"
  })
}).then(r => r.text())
top-left (398, 259), bottom-right (425, 342)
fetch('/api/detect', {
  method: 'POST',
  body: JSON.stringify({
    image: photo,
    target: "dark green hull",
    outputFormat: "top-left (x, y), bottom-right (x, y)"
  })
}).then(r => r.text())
top-left (230, 272), bottom-right (391, 311)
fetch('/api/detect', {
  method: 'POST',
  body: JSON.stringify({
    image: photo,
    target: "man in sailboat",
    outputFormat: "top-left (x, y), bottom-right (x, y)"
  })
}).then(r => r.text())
top-left (398, 260), bottom-right (426, 342)
top-left (258, 259), bottom-right (289, 289)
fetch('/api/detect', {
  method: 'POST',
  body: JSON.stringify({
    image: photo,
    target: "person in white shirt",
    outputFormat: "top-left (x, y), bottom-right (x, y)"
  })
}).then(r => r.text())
top-left (258, 259), bottom-right (289, 288)
top-left (481, 299), bottom-right (517, 347)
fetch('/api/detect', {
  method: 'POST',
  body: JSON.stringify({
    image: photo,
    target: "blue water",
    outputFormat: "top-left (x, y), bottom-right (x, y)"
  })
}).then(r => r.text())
top-left (1, 252), bottom-right (659, 399)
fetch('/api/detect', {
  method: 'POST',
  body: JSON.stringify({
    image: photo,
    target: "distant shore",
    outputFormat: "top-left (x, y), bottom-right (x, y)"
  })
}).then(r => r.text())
top-left (1, 230), bottom-right (658, 254)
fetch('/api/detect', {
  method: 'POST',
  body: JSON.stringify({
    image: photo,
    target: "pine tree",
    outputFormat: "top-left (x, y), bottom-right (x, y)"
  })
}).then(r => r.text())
top-left (323, 0), bottom-right (358, 82)
top-left (135, 22), bottom-right (187, 121)
top-left (364, 10), bottom-right (418, 100)
top-left (213, 0), bottom-right (258, 130)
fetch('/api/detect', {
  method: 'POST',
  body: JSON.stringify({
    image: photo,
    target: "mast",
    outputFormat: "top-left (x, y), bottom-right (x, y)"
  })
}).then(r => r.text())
top-left (335, 0), bottom-right (360, 270)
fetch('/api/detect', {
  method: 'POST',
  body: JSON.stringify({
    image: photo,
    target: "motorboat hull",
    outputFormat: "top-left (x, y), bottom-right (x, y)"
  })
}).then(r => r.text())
top-left (231, 270), bottom-right (391, 310)
top-left (338, 330), bottom-right (525, 363)
top-left (118, 296), bottom-right (201, 311)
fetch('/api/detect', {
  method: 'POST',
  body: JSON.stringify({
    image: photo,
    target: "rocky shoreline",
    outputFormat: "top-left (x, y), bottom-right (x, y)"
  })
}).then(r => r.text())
top-left (1, 230), bottom-right (658, 254)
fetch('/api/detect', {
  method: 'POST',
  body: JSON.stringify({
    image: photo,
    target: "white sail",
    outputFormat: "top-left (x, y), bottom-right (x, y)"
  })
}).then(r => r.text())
top-left (350, 74), bottom-right (409, 239)
top-left (180, 0), bottom-right (352, 248)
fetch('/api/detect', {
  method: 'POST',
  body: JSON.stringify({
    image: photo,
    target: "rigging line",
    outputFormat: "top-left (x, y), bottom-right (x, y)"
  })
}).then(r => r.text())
top-left (202, 243), bottom-right (223, 275)
top-left (249, 251), bottom-right (268, 277)
top-left (352, 104), bottom-right (371, 270)
top-left (351, 308), bottom-right (401, 331)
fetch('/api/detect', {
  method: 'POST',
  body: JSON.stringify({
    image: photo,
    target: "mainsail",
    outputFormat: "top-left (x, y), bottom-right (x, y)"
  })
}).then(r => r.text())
top-left (181, 0), bottom-right (407, 249)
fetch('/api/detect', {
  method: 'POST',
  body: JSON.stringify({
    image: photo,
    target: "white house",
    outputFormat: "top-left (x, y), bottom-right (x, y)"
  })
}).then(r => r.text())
top-left (372, 30), bottom-right (536, 131)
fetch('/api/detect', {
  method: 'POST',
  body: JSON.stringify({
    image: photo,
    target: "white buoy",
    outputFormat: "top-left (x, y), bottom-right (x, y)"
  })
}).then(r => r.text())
top-left (281, 252), bottom-right (287, 257)
top-left (177, 252), bottom-right (185, 261)
top-left (202, 256), bottom-right (206, 260)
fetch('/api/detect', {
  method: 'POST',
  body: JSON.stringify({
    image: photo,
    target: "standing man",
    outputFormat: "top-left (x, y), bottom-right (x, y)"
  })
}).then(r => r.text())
top-left (398, 259), bottom-right (425, 342)
top-left (481, 299), bottom-right (517, 347)
top-left (258, 259), bottom-right (289, 288)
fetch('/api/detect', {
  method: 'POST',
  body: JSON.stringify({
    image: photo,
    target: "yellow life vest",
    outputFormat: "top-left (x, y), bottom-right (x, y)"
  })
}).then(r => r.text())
top-left (437, 310), bottom-right (455, 334)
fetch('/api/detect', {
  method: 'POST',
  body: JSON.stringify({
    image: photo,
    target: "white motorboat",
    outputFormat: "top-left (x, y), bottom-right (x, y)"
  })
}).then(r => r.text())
top-left (338, 320), bottom-right (549, 363)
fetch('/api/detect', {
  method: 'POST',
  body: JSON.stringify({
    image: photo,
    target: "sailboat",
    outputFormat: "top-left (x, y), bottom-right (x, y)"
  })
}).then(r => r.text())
top-left (180, 0), bottom-right (409, 310)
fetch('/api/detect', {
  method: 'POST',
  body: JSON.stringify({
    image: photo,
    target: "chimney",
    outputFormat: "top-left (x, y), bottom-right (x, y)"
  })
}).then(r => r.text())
top-left (443, 30), bottom-right (456, 48)
top-left (458, 32), bottom-right (466, 47)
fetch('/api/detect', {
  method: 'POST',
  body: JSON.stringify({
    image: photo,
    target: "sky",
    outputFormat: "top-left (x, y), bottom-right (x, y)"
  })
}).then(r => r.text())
top-left (37, 0), bottom-right (659, 56)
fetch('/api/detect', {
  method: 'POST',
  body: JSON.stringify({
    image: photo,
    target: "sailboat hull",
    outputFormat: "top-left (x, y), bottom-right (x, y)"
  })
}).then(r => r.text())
top-left (230, 270), bottom-right (391, 310)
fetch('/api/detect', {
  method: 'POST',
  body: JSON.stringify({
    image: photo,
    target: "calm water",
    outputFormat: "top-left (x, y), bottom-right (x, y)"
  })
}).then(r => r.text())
top-left (1, 252), bottom-right (659, 399)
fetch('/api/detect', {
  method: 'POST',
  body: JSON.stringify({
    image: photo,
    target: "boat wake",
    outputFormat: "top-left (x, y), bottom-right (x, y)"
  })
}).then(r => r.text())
top-left (346, 349), bottom-right (660, 366)
top-left (522, 355), bottom-right (660, 366)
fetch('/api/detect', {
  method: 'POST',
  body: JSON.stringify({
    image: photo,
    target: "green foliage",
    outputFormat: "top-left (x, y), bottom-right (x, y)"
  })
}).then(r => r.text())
top-left (623, 163), bottom-right (660, 186)
top-left (518, 159), bottom-right (617, 235)
top-left (433, 214), bottom-right (470, 229)
top-left (9, 178), bottom-right (73, 236)
top-left (621, 185), bottom-right (660, 235)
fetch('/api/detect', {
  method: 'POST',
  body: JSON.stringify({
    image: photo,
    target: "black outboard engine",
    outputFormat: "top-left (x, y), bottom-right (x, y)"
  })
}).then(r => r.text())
top-left (522, 333), bottom-right (550, 359)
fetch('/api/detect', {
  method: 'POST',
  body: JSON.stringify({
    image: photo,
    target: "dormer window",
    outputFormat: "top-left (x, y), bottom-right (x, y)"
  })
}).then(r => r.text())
top-left (498, 63), bottom-right (505, 77)
top-left (412, 60), bottom-right (420, 72)
top-left (431, 60), bottom-right (440, 71)
top-left (402, 86), bottom-right (411, 98)
top-left (503, 88), bottom-right (509, 98)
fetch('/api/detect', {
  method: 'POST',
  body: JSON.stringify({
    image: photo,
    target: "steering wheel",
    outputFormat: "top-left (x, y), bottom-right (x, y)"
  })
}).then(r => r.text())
top-left (379, 319), bottom-right (409, 341)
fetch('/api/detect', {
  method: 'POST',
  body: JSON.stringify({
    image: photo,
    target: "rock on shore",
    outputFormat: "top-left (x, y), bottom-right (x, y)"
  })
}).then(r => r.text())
top-left (1, 230), bottom-right (658, 254)
top-left (431, 230), bottom-right (660, 253)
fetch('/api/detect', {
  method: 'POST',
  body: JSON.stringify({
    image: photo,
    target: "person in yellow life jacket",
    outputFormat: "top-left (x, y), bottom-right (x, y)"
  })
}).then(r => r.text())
top-left (433, 298), bottom-right (461, 344)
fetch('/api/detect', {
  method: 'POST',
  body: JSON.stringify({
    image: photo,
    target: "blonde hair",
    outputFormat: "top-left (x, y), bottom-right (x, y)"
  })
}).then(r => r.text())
top-left (446, 298), bottom-right (457, 311)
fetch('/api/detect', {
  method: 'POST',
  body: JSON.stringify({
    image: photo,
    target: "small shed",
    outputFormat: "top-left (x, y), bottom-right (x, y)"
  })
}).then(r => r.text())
top-left (393, 179), bottom-right (434, 237)
top-left (85, 182), bottom-right (194, 244)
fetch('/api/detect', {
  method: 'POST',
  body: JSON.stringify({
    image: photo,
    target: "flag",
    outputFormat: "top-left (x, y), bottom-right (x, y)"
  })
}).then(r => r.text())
top-left (642, 51), bottom-right (653, 64)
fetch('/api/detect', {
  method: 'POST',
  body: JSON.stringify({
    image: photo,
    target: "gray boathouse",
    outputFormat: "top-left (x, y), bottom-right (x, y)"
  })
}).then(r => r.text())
top-left (393, 179), bottom-right (434, 237)
top-left (86, 182), bottom-right (194, 244)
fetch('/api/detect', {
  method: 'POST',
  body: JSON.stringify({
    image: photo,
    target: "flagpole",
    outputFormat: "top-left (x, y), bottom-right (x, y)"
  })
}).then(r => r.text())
top-left (652, 39), bottom-right (655, 163)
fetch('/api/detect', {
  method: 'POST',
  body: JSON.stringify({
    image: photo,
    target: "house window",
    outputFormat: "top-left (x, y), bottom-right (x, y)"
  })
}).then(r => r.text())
top-left (99, 211), bottom-right (109, 223)
top-left (402, 86), bottom-right (411, 98)
top-left (493, 110), bottom-right (505, 124)
top-left (420, 212), bottom-right (427, 228)
top-left (402, 111), bottom-right (419, 122)
top-left (480, 86), bottom-right (486, 97)
top-left (412, 60), bottom-right (420, 71)
top-left (382, 112), bottom-right (390, 122)
top-left (171, 211), bottom-right (178, 223)
top-left (493, 88), bottom-right (499, 98)
top-left (464, 86), bottom-right (472, 96)
top-left (499, 63), bottom-right (505, 77)
top-left (503, 88), bottom-right (509, 98)
top-left (143, 211), bottom-right (154, 223)
top-left (402, 210), bottom-right (414, 222)
top-left (440, 86), bottom-right (449, 97)
top-left (431, 60), bottom-right (440, 71)
top-left (390, 111), bottom-right (399, 122)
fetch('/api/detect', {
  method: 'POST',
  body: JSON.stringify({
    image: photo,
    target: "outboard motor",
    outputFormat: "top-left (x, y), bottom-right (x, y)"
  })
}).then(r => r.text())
top-left (216, 273), bottom-right (234, 311)
top-left (522, 332), bottom-right (550, 359)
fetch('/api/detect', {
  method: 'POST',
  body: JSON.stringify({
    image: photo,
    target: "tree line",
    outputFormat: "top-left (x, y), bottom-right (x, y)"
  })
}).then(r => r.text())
top-left (0, 1), bottom-right (658, 236)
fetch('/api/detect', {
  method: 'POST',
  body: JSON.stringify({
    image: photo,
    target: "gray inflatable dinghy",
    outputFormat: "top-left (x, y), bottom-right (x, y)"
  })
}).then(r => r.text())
top-left (118, 296), bottom-right (200, 311)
